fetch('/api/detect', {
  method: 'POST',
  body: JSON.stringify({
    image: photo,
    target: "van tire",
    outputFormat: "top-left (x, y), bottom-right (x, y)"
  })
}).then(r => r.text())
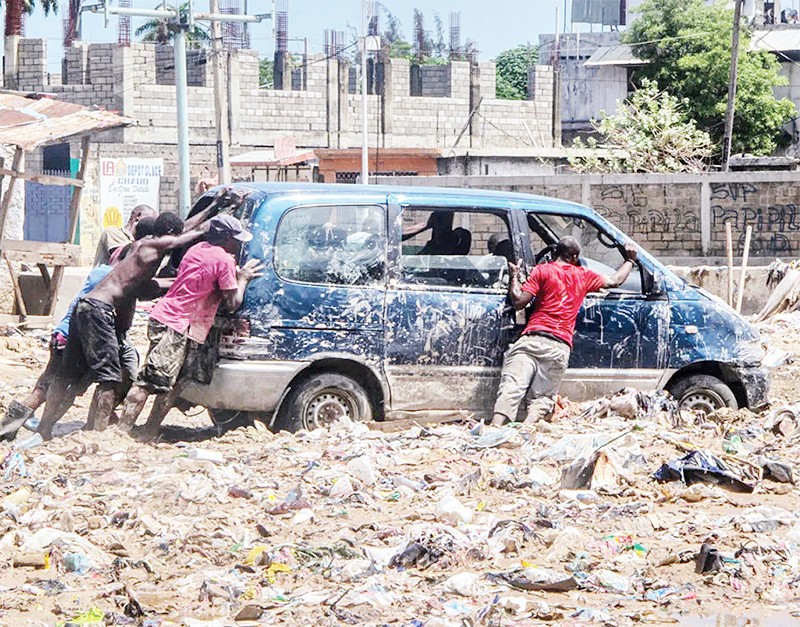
top-left (274, 372), bottom-right (373, 432)
top-left (668, 374), bottom-right (738, 414)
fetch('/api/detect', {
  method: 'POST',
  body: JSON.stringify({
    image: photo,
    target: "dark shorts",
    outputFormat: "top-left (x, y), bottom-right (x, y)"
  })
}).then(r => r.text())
top-left (135, 319), bottom-right (190, 394)
top-left (62, 298), bottom-right (123, 384)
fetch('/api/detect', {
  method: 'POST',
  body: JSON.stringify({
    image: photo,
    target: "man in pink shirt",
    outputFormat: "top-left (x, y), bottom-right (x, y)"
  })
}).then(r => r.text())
top-left (120, 214), bottom-right (262, 440)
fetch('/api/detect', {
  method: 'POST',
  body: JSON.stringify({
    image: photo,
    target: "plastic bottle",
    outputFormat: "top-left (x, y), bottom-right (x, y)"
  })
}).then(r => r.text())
top-left (187, 448), bottom-right (224, 464)
top-left (15, 433), bottom-right (43, 450)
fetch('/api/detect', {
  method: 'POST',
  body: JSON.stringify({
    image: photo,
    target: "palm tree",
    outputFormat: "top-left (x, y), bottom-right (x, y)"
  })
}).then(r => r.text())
top-left (3, 0), bottom-right (59, 37)
top-left (134, 2), bottom-right (208, 46)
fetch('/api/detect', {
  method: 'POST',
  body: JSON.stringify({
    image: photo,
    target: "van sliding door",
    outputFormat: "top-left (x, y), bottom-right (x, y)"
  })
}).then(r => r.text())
top-left (383, 197), bottom-right (517, 420)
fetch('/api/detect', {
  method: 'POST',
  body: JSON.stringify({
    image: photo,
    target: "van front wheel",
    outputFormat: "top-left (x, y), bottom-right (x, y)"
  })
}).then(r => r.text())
top-left (668, 374), bottom-right (738, 414)
top-left (275, 372), bottom-right (373, 432)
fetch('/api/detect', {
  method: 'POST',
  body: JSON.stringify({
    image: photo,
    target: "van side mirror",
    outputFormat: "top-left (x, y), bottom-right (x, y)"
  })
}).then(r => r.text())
top-left (642, 266), bottom-right (664, 297)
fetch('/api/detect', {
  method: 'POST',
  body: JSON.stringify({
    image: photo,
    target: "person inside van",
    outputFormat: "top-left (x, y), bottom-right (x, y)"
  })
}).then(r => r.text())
top-left (491, 236), bottom-right (638, 426)
top-left (403, 211), bottom-right (472, 256)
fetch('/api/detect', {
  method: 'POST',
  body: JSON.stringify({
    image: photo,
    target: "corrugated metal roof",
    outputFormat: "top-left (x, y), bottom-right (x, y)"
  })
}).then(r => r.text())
top-left (230, 149), bottom-right (318, 167)
top-left (0, 92), bottom-right (133, 151)
top-left (584, 44), bottom-right (649, 67)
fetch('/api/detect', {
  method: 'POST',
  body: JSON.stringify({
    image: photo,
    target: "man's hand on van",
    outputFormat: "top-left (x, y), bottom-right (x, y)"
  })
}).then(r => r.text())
top-left (237, 258), bottom-right (264, 282)
top-left (622, 243), bottom-right (638, 263)
top-left (507, 258), bottom-right (523, 280)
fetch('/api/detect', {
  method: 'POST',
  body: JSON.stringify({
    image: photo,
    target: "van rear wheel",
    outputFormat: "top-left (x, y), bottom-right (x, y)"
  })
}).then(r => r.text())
top-left (275, 372), bottom-right (373, 432)
top-left (668, 374), bottom-right (738, 415)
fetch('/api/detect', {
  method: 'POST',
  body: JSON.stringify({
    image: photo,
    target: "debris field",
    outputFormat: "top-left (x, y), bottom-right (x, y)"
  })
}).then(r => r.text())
top-left (0, 315), bottom-right (797, 626)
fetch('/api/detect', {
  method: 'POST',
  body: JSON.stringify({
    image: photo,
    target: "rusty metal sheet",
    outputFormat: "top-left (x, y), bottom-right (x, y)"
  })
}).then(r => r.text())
top-left (0, 92), bottom-right (133, 151)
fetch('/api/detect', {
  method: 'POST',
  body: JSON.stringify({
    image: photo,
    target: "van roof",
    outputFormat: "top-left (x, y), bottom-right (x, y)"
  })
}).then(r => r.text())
top-left (228, 182), bottom-right (593, 214)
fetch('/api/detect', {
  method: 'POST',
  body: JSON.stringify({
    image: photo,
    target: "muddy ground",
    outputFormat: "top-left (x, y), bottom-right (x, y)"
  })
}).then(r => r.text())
top-left (0, 314), bottom-right (798, 626)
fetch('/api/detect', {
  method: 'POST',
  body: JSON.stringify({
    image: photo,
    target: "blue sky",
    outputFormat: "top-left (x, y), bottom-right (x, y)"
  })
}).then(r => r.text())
top-left (23, 0), bottom-right (608, 73)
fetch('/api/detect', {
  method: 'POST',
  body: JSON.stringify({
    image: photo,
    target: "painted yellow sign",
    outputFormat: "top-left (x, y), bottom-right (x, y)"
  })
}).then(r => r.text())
top-left (102, 206), bottom-right (123, 229)
top-left (99, 157), bottom-right (163, 225)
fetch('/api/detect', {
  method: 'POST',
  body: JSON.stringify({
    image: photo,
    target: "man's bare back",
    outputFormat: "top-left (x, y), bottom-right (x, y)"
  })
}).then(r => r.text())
top-left (89, 237), bottom-right (177, 307)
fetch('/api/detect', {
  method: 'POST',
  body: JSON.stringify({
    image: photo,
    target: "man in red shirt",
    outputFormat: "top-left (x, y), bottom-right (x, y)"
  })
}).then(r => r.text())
top-left (492, 236), bottom-right (637, 426)
top-left (119, 214), bottom-right (263, 440)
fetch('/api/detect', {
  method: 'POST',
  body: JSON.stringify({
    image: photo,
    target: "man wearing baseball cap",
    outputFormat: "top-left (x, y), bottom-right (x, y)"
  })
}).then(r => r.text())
top-left (119, 213), bottom-right (263, 440)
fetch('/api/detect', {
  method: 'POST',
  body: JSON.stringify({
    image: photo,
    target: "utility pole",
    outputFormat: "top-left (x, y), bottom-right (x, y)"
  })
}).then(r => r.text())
top-left (722, 0), bottom-right (744, 172)
top-left (210, 0), bottom-right (231, 185)
top-left (361, 0), bottom-right (369, 185)
top-left (94, 1), bottom-right (268, 216)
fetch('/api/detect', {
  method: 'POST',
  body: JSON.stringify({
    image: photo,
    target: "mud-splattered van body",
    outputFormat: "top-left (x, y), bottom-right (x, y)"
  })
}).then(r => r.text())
top-left (180, 183), bottom-right (768, 430)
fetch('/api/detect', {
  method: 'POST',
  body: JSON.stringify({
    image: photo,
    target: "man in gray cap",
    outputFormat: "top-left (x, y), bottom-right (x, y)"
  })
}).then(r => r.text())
top-left (119, 214), bottom-right (263, 439)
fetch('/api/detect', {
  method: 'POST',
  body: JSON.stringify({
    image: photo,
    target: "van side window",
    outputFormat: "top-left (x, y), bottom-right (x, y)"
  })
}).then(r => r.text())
top-left (400, 208), bottom-right (513, 289)
top-left (274, 204), bottom-right (385, 285)
top-left (527, 212), bottom-right (642, 293)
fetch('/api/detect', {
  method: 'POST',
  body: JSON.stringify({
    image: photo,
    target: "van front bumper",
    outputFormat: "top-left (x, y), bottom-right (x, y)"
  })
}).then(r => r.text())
top-left (180, 359), bottom-right (309, 412)
top-left (725, 364), bottom-right (770, 410)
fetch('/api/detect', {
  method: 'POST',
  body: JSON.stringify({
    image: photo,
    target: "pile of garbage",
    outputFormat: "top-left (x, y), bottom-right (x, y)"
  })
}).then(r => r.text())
top-left (0, 382), bottom-right (798, 626)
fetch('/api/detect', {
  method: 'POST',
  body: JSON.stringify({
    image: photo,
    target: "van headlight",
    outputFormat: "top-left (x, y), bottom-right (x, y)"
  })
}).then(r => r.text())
top-left (736, 338), bottom-right (766, 366)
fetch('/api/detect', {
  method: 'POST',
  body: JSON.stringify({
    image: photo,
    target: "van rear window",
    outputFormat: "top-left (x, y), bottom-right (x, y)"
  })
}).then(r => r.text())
top-left (274, 204), bottom-right (385, 286)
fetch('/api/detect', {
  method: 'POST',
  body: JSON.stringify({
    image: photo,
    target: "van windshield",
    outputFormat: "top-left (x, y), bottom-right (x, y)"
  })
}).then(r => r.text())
top-left (528, 212), bottom-right (642, 293)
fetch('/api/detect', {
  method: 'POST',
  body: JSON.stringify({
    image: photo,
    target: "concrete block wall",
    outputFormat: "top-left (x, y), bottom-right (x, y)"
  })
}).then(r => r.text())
top-left (63, 43), bottom-right (89, 85)
top-left (478, 62), bottom-right (496, 98)
top-left (14, 39), bottom-right (558, 212)
top-left (590, 182), bottom-right (702, 257)
top-left (17, 39), bottom-right (47, 91)
top-left (418, 65), bottom-right (452, 97)
top-left (380, 172), bottom-right (800, 262)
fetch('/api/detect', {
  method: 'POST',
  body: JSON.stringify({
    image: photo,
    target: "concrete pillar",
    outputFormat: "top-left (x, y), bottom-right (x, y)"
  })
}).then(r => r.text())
top-left (273, 51), bottom-right (290, 91)
top-left (700, 179), bottom-right (711, 255)
top-left (326, 58), bottom-right (339, 147)
top-left (410, 63), bottom-right (422, 96)
top-left (380, 58), bottom-right (394, 136)
top-left (337, 59), bottom-right (349, 148)
top-left (469, 62), bottom-right (481, 149)
top-left (4, 35), bottom-right (20, 90)
top-left (228, 51), bottom-right (241, 147)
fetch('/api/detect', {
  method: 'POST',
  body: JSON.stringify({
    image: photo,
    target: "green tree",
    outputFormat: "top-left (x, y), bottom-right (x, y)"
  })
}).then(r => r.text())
top-left (495, 44), bottom-right (538, 100)
top-left (134, 2), bottom-right (209, 45)
top-left (568, 79), bottom-right (713, 173)
top-left (259, 58), bottom-right (274, 88)
top-left (625, 0), bottom-right (795, 157)
top-left (371, 5), bottom-right (448, 64)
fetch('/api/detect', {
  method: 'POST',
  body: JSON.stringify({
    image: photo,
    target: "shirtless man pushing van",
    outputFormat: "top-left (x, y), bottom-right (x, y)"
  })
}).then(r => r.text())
top-left (38, 189), bottom-right (237, 440)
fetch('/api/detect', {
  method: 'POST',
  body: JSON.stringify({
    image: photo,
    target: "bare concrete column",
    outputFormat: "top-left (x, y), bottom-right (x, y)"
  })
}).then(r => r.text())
top-left (326, 58), bottom-right (339, 147)
top-left (581, 179), bottom-right (591, 207)
top-left (3, 35), bottom-right (20, 90)
top-left (337, 59), bottom-right (350, 148)
top-left (700, 179), bottom-right (712, 255)
top-left (380, 59), bottom-right (393, 136)
top-left (228, 51), bottom-right (242, 147)
top-left (469, 62), bottom-right (482, 149)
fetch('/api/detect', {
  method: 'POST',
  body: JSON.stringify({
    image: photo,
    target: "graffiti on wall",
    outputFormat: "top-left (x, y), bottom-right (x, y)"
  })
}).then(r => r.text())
top-left (710, 182), bottom-right (797, 256)
top-left (593, 185), bottom-right (700, 255)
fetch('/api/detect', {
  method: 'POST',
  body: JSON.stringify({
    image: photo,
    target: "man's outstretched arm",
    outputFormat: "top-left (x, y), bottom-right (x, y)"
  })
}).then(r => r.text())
top-left (603, 243), bottom-right (638, 288)
top-left (183, 187), bottom-right (243, 232)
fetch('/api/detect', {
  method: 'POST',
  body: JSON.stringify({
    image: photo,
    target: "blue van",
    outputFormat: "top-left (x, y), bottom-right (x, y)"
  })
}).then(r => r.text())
top-left (180, 183), bottom-right (768, 431)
